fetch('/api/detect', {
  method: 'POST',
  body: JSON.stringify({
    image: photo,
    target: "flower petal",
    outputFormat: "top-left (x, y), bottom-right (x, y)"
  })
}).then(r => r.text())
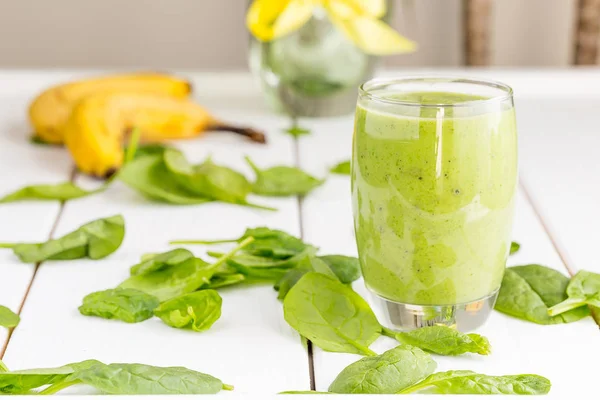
top-left (247, 0), bottom-right (315, 41)
top-left (329, 14), bottom-right (417, 55)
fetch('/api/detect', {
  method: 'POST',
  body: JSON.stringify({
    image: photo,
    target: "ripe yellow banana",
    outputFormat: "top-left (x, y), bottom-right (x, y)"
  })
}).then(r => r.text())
top-left (29, 73), bottom-right (191, 144)
top-left (63, 92), bottom-right (266, 177)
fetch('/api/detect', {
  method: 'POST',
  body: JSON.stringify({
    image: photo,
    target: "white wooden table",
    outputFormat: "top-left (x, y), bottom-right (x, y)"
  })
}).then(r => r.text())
top-left (0, 69), bottom-right (599, 399)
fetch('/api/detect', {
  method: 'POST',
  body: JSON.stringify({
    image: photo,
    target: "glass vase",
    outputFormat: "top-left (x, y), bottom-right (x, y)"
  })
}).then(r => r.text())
top-left (249, 5), bottom-right (392, 117)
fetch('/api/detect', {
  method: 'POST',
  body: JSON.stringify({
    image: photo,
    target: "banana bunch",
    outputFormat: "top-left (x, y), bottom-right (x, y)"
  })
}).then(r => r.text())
top-left (29, 73), bottom-right (266, 177)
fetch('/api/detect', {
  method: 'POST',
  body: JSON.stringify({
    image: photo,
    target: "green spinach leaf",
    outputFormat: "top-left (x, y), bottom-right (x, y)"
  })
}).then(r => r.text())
top-left (123, 143), bottom-right (171, 159)
top-left (399, 370), bottom-right (551, 394)
top-left (245, 156), bottom-right (323, 196)
top-left (548, 270), bottom-right (600, 316)
top-left (205, 273), bottom-right (246, 289)
top-left (510, 241), bottom-right (521, 255)
top-left (283, 125), bottom-right (311, 138)
top-left (118, 155), bottom-right (211, 205)
top-left (172, 227), bottom-right (313, 259)
top-left (0, 366), bottom-right (74, 394)
top-left (0, 305), bottom-right (19, 328)
top-left (154, 290), bottom-right (222, 331)
top-left (389, 325), bottom-right (491, 356)
top-left (78, 288), bottom-right (159, 323)
top-left (0, 361), bottom-right (104, 395)
top-left (164, 150), bottom-right (250, 203)
top-left (130, 248), bottom-right (194, 275)
top-left (329, 160), bottom-right (351, 175)
top-left (65, 363), bottom-right (232, 394)
top-left (328, 345), bottom-right (436, 394)
top-left (120, 238), bottom-right (252, 301)
top-left (120, 257), bottom-right (214, 302)
top-left (0, 215), bottom-right (124, 263)
top-left (275, 268), bottom-right (309, 300)
top-left (318, 255), bottom-right (361, 283)
top-left (495, 265), bottom-right (590, 324)
top-left (275, 256), bottom-right (337, 300)
top-left (283, 272), bottom-right (381, 355)
top-left (275, 255), bottom-right (360, 300)
top-left (0, 182), bottom-right (101, 203)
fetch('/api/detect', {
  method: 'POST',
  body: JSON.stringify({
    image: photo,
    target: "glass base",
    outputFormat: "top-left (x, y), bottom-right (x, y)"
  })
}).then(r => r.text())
top-left (372, 289), bottom-right (499, 332)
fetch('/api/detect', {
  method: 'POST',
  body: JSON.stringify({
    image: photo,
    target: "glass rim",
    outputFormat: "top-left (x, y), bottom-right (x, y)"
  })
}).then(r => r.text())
top-left (358, 76), bottom-right (514, 108)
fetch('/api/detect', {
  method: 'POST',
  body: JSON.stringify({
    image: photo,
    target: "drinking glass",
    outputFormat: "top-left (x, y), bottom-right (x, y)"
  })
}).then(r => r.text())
top-left (352, 77), bottom-right (517, 331)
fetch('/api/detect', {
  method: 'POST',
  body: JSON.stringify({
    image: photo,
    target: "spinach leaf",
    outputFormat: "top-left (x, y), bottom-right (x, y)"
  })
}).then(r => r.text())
top-left (329, 160), bottom-right (351, 175)
top-left (0, 305), bottom-right (19, 328)
top-left (0, 366), bottom-right (75, 394)
top-left (120, 257), bottom-right (214, 302)
top-left (283, 272), bottom-right (381, 355)
top-left (510, 241), bottom-right (520, 255)
top-left (389, 325), bottom-right (491, 356)
top-left (245, 156), bottom-right (324, 196)
top-left (318, 255), bottom-right (361, 283)
top-left (275, 268), bottom-right (309, 300)
top-left (206, 273), bottom-right (246, 289)
top-left (548, 270), bottom-right (600, 316)
top-left (275, 255), bottom-right (360, 300)
top-left (0, 360), bottom-right (105, 395)
top-left (154, 290), bottom-right (222, 331)
top-left (123, 143), bottom-right (171, 159)
top-left (399, 370), bottom-right (551, 394)
top-left (130, 248), bottom-right (194, 275)
top-left (78, 288), bottom-right (159, 323)
top-left (118, 155), bottom-right (211, 205)
top-left (172, 227), bottom-right (313, 259)
top-left (275, 256), bottom-right (337, 300)
top-left (0, 182), bottom-right (101, 203)
top-left (495, 265), bottom-right (590, 324)
top-left (0, 215), bottom-right (124, 263)
top-left (220, 248), bottom-right (316, 282)
top-left (328, 344), bottom-right (436, 394)
top-left (120, 238), bottom-right (252, 301)
top-left (283, 125), bottom-right (311, 138)
top-left (65, 363), bottom-right (232, 394)
top-left (226, 250), bottom-right (315, 270)
top-left (164, 150), bottom-right (250, 203)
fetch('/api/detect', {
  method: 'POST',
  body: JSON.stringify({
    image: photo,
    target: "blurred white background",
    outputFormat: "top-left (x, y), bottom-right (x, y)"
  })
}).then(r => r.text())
top-left (0, 0), bottom-right (584, 69)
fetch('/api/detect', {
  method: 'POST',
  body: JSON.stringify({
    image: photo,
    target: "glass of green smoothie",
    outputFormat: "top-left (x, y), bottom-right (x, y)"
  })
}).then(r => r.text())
top-left (352, 77), bottom-right (517, 331)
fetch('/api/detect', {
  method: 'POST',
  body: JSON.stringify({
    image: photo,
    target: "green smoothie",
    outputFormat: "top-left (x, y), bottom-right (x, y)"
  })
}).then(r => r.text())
top-left (352, 91), bottom-right (517, 305)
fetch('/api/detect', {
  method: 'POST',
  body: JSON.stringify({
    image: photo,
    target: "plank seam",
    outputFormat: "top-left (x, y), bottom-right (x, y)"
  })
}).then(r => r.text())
top-left (292, 123), bottom-right (317, 391)
top-left (519, 180), bottom-right (576, 276)
top-left (0, 167), bottom-right (75, 359)
top-left (520, 179), bottom-right (600, 327)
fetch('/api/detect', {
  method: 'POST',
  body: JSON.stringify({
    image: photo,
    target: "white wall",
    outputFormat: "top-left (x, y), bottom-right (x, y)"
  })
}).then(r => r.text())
top-left (0, 0), bottom-right (579, 69)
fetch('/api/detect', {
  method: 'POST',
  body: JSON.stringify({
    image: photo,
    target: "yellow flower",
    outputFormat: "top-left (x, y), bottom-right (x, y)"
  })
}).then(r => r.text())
top-left (247, 0), bottom-right (417, 55)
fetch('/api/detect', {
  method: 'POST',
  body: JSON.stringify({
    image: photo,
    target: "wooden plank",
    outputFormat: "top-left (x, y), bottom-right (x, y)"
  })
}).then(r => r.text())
top-left (2, 98), bottom-right (312, 393)
top-left (0, 91), bottom-right (72, 352)
top-left (297, 114), bottom-right (599, 398)
top-left (517, 95), bottom-right (600, 276)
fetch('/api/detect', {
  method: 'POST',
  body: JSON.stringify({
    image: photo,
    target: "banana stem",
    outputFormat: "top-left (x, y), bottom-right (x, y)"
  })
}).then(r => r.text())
top-left (208, 124), bottom-right (266, 144)
top-left (0, 243), bottom-right (17, 248)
